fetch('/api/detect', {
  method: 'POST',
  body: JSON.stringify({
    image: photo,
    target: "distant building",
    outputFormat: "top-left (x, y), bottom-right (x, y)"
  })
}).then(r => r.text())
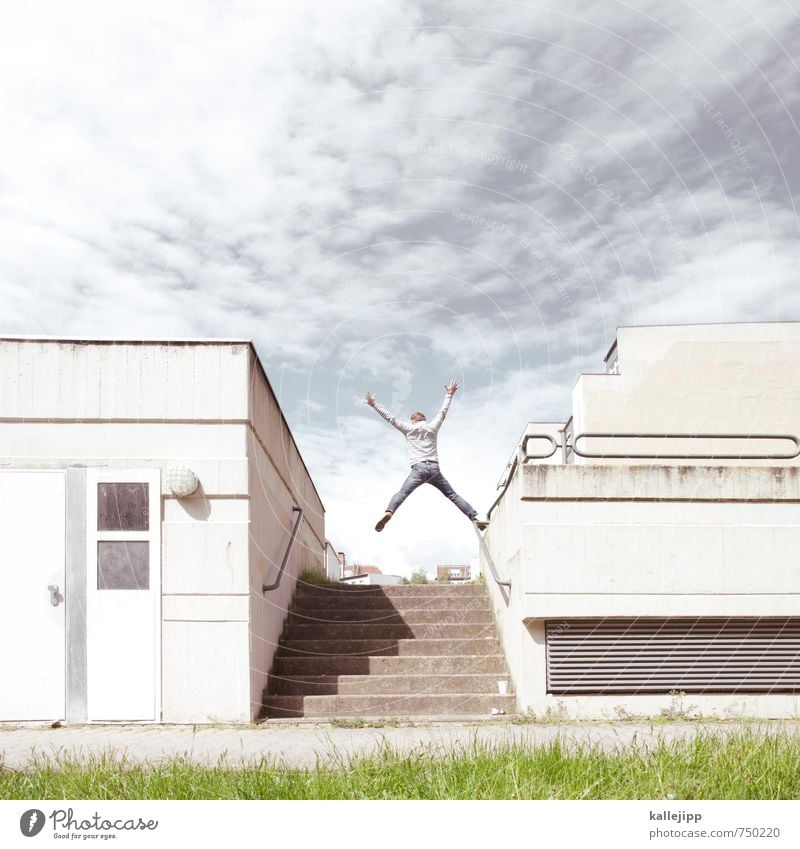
top-left (436, 564), bottom-right (471, 583)
top-left (341, 572), bottom-right (403, 586)
top-left (338, 563), bottom-right (403, 586)
top-left (337, 550), bottom-right (358, 578)
top-left (324, 541), bottom-right (342, 581)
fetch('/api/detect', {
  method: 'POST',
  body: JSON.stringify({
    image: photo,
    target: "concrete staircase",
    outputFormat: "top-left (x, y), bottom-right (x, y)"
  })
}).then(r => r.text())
top-left (261, 583), bottom-right (515, 719)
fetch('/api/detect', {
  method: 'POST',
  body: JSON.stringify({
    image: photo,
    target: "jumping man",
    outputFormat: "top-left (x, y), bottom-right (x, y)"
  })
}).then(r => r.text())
top-left (364, 378), bottom-right (488, 532)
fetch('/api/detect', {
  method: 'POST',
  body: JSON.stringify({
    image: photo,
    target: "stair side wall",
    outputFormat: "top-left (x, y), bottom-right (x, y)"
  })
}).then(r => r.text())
top-left (247, 347), bottom-right (326, 722)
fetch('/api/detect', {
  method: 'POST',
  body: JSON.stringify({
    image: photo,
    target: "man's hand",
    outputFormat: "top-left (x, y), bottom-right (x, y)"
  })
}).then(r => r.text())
top-left (364, 391), bottom-right (376, 407)
top-left (445, 379), bottom-right (459, 395)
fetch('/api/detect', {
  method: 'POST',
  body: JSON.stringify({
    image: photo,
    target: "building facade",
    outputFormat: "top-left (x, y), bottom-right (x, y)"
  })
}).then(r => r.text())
top-left (483, 323), bottom-right (800, 719)
top-left (0, 337), bottom-right (325, 724)
top-left (435, 565), bottom-right (471, 583)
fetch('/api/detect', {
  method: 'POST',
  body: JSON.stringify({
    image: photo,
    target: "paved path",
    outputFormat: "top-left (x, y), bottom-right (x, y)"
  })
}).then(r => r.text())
top-left (2, 720), bottom-right (798, 770)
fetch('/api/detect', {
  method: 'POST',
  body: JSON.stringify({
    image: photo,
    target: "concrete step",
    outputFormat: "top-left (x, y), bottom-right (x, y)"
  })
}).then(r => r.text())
top-left (272, 654), bottom-right (508, 676)
top-left (277, 638), bottom-right (502, 657)
top-left (283, 622), bottom-right (496, 640)
top-left (262, 579), bottom-right (509, 720)
top-left (296, 584), bottom-right (487, 597)
top-left (261, 693), bottom-right (516, 718)
top-left (288, 608), bottom-right (494, 624)
top-left (268, 673), bottom-right (511, 696)
top-left (291, 595), bottom-right (490, 611)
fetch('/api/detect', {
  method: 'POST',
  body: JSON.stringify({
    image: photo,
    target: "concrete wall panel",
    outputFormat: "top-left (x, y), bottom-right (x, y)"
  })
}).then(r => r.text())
top-left (163, 595), bottom-right (249, 621)
top-left (246, 354), bottom-right (326, 720)
top-left (162, 621), bottom-right (250, 723)
top-left (247, 440), bottom-right (325, 720)
top-left (484, 461), bottom-right (800, 718)
top-left (571, 325), bottom-right (800, 465)
top-left (163, 520), bottom-right (250, 595)
top-left (0, 340), bottom-right (250, 420)
top-left (0, 422), bottom-right (246, 458)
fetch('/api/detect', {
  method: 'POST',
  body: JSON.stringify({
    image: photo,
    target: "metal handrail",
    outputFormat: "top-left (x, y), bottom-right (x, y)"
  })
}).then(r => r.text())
top-left (521, 433), bottom-right (558, 460)
top-left (472, 521), bottom-right (511, 590)
top-left (482, 428), bottom-right (800, 589)
top-left (571, 433), bottom-right (800, 460)
top-left (481, 436), bottom-right (555, 590)
top-left (262, 506), bottom-right (304, 593)
top-left (561, 417), bottom-right (574, 463)
top-left (487, 428), bottom-right (800, 515)
top-left (488, 433), bottom-right (558, 520)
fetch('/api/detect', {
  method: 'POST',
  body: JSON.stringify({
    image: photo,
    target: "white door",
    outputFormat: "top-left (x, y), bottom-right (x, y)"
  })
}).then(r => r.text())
top-left (86, 469), bottom-right (161, 721)
top-left (0, 471), bottom-right (66, 721)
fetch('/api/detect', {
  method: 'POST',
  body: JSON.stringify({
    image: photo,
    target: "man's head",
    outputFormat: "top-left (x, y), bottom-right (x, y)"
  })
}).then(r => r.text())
top-left (410, 411), bottom-right (426, 423)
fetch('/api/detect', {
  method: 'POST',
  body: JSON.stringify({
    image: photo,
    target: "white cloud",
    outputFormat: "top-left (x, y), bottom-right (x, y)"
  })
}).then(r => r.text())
top-left (1, 0), bottom-right (798, 573)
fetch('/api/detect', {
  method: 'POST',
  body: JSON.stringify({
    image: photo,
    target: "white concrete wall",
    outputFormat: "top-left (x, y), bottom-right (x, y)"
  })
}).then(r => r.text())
top-left (343, 574), bottom-right (403, 586)
top-left (484, 324), bottom-right (800, 719)
top-left (571, 323), bottom-right (800, 465)
top-left (484, 463), bottom-right (800, 719)
top-left (0, 339), bottom-right (250, 420)
top-left (162, 493), bottom-right (251, 723)
top-left (494, 422), bottom-right (563, 490)
top-left (325, 541), bottom-right (342, 581)
top-left (0, 339), bottom-right (255, 723)
top-left (0, 338), bottom-right (326, 724)
top-left (484, 470), bottom-right (531, 710)
top-left (0, 422), bottom-right (248, 492)
top-left (247, 348), bottom-right (325, 721)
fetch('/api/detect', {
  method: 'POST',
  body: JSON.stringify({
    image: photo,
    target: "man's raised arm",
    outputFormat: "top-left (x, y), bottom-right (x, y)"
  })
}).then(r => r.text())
top-left (364, 392), bottom-right (411, 434)
top-left (429, 378), bottom-right (459, 432)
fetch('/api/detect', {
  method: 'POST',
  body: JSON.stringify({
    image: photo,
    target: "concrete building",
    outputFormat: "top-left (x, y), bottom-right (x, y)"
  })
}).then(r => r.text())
top-left (324, 541), bottom-right (343, 581)
top-left (483, 323), bottom-right (800, 719)
top-left (435, 564), bottom-right (471, 583)
top-left (0, 336), bottom-right (325, 724)
top-left (339, 572), bottom-right (404, 586)
top-left (339, 564), bottom-right (403, 586)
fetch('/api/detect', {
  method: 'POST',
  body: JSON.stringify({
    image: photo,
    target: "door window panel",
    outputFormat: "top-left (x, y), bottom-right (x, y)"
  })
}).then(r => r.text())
top-left (97, 541), bottom-right (150, 590)
top-left (98, 483), bottom-right (149, 531)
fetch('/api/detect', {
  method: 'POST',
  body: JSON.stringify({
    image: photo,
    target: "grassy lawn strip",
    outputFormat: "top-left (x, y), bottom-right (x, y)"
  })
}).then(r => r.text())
top-left (2, 730), bottom-right (799, 800)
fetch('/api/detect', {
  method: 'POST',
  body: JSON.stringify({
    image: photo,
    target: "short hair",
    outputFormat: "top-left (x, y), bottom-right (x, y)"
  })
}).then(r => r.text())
top-left (412, 411), bottom-right (426, 420)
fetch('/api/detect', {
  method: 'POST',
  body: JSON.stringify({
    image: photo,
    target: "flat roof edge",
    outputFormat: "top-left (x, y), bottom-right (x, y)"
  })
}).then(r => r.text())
top-left (1, 334), bottom-right (327, 513)
top-left (0, 335), bottom-right (252, 344)
top-left (615, 320), bottom-right (800, 330)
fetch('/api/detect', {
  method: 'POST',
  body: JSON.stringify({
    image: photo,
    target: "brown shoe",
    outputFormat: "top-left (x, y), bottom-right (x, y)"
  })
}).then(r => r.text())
top-left (374, 511), bottom-right (393, 532)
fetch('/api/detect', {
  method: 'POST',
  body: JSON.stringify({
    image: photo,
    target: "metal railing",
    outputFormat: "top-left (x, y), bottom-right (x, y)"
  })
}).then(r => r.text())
top-left (483, 428), bottom-right (800, 593)
top-left (472, 520), bottom-right (511, 590)
top-left (570, 432), bottom-right (800, 460)
top-left (490, 431), bottom-right (800, 516)
top-left (484, 428), bottom-right (800, 587)
top-left (262, 506), bottom-right (304, 593)
top-left (488, 433), bottom-right (559, 520)
top-left (561, 417), bottom-right (574, 463)
top-left (479, 434), bottom-right (561, 591)
top-left (521, 433), bottom-right (558, 460)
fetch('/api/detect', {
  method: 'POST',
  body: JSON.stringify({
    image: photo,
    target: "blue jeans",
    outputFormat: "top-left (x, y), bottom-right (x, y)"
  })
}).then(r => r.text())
top-left (386, 460), bottom-right (477, 519)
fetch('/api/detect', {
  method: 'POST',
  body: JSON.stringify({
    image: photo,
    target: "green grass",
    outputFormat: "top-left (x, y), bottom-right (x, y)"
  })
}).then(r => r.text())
top-left (2, 730), bottom-right (799, 799)
top-left (296, 568), bottom-right (337, 586)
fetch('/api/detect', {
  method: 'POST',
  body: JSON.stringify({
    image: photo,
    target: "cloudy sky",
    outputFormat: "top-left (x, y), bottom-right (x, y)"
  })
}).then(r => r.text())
top-left (2, 1), bottom-right (798, 575)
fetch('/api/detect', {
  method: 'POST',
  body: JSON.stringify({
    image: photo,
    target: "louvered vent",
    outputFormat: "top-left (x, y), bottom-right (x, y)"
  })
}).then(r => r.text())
top-left (546, 618), bottom-right (800, 694)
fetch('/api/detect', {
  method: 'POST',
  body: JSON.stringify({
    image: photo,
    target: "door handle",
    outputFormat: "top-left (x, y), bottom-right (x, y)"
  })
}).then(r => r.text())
top-left (47, 584), bottom-right (62, 607)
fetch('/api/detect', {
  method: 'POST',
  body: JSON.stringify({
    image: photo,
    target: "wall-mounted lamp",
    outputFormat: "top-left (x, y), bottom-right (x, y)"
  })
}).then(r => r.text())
top-left (167, 466), bottom-right (199, 497)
